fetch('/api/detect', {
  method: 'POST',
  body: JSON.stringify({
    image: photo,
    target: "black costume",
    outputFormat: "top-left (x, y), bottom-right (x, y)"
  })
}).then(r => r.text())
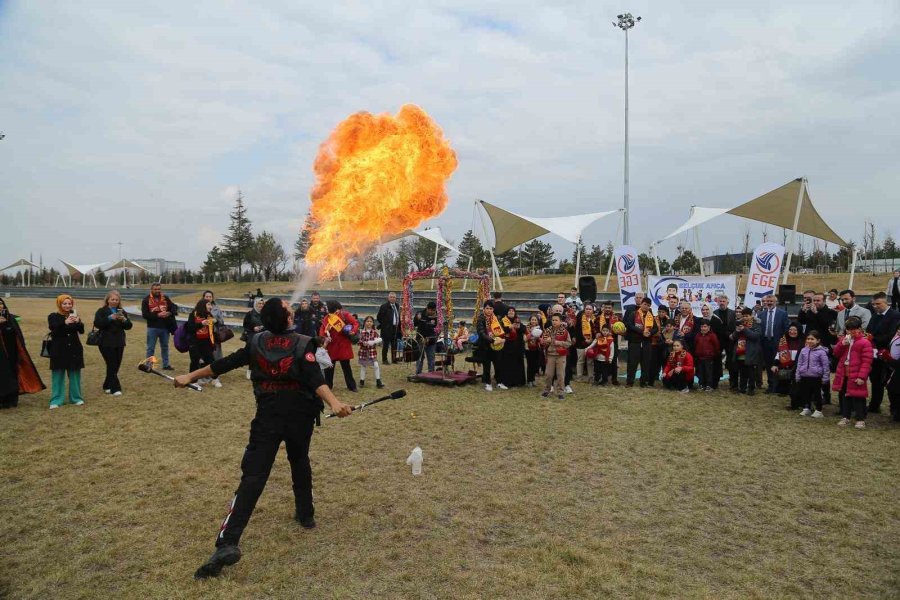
top-left (207, 332), bottom-right (325, 550)
top-left (1, 305), bottom-right (45, 407)
top-left (499, 316), bottom-right (526, 387)
top-left (93, 307), bottom-right (133, 394)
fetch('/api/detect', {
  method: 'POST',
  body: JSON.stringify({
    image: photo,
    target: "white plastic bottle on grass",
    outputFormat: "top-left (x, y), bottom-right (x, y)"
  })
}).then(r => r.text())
top-left (406, 447), bottom-right (423, 476)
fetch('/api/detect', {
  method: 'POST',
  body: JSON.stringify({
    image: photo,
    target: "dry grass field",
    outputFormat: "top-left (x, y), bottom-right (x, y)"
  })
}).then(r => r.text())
top-left (1, 298), bottom-right (898, 599)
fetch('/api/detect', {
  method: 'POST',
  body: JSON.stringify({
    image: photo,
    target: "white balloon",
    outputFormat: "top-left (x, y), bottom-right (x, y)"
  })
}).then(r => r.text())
top-left (531, 327), bottom-right (543, 338)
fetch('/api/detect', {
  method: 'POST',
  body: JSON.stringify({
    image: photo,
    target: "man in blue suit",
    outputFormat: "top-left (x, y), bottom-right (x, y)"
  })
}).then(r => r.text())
top-left (759, 294), bottom-right (789, 393)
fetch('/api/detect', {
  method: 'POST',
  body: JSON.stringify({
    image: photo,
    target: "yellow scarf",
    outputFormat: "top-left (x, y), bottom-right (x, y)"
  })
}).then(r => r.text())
top-left (581, 315), bottom-right (593, 338)
top-left (501, 316), bottom-right (513, 329)
top-left (490, 314), bottom-right (504, 337)
top-left (636, 308), bottom-right (654, 330)
top-left (56, 294), bottom-right (74, 315)
top-left (326, 312), bottom-right (346, 334)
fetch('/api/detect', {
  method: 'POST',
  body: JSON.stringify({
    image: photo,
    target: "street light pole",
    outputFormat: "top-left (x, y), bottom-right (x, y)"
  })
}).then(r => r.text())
top-left (614, 13), bottom-right (641, 246)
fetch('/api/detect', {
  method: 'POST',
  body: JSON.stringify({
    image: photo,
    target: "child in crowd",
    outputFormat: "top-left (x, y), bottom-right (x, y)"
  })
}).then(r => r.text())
top-left (524, 314), bottom-right (543, 387)
top-left (357, 316), bottom-right (384, 389)
top-left (794, 330), bottom-right (830, 418)
top-left (832, 316), bottom-right (873, 429)
top-left (452, 320), bottom-right (470, 352)
top-left (662, 340), bottom-right (695, 393)
top-left (693, 320), bottom-right (721, 391)
top-left (731, 307), bottom-right (761, 395)
top-left (313, 336), bottom-right (333, 375)
top-left (591, 325), bottom-right (616, 385)
top-left (541, 313), bottom-right (571, 401)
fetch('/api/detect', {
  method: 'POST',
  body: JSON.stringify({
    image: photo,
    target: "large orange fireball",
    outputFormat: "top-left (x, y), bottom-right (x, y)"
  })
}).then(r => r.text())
top-left (304, 104), bottom-right (458, 278)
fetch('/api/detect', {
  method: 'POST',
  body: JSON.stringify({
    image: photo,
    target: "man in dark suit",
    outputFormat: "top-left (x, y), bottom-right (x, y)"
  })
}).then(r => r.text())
top-left (866, 292), bottom-right (900, 413)
top-left (759, 294), bottom-right (789, 393)
top-left (713, 295), bottom-right (737, 389)
top-left (376, 292), bottom-right (401, 364)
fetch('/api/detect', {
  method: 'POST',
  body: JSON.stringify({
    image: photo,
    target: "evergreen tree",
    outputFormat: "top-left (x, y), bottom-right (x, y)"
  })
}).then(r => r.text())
top-left (672, 250), bottom-right (700, 273)
top-left (249, 231), bottom-right (288, 281)
top-left (294, 214), bottom-right (315, 260)
top-left (495, 248), bottom-right (519, 275)
top-left (396, 237), bottom-right (450, 272)
top-left (455, 230), bottom-right (489, 269)
top-left (582, 244), bottom-right (605, 274)
top-left (521, 239), bottom-right (556, 274)
top-left (201, 245), bottom-right (230, 275)
top-left (222, 189), bottom-right (254, 279)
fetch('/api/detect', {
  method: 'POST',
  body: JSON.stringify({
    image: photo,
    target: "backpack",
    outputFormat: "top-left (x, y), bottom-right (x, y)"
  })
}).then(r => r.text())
top-left (173, 322), bottom-right (191, 353)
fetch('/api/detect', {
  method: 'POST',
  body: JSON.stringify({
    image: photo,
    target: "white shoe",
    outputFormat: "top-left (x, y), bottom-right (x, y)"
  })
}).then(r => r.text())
top-left (484, 384), bottom-right (493, 392)
top-left (855, 421), bottom-right (866, 430)
top-left (838, 418), bottom-right (850, 427)
top-left (49, 404), bottom-right (59, 410)
top-left (565, 385), bottom-right (574, 394)
top-left (800, 408), bottom-right (812, 416)
top-left (73, 400), bottom-right (84, 406)
top-left (680, 388), bottom-right (690, 394)
top-left (246, 370), bottom-right (252, 380)
top-left (198, 378), bottom-right (210, 385)
top-left (213, 379), bottom-right (223, 388)
top-left (811, 410), bottom-right (824, 418)
top-left (103, 389), bottom-right (111, 394)
top-left (497, 383), bottom-right (509, 390)
top-left (112, 391), bottom-right (122, 397)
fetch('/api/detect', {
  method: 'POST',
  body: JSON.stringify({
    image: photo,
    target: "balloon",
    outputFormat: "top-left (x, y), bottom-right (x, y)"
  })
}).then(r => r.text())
top-left (468, 334), bottom-right (479, 343)
top-left (531, 327), bottom-right (543, 338)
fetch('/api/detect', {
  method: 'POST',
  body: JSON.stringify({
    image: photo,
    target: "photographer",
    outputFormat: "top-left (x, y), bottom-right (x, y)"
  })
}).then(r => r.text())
top-left (414, 301), bottom-right (439, 375)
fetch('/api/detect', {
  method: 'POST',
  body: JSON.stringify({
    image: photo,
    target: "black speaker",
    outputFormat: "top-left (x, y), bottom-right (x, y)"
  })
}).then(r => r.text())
top-left (778, 284), bottom-right (796, 304)
top-left (579, 276), bottom-right (597, 304)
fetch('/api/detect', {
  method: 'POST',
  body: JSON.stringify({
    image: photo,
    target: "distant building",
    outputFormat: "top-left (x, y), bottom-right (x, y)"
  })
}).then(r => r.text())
top-left (133, 258), bottom-right (186, 276)
top-left (701, 252), bottom-right (750, 275)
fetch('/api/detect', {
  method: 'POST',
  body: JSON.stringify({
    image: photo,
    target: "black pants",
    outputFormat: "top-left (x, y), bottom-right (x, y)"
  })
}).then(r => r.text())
top-left (868, 360), bottom-right (885, 411)
top-left (796, 376), bottom-right (824, 411)
top-left (0, 391), bottom-right (17, 408)
top-left (839, 378), bottom-right (867, 420)
top-left (697, 359), bottom-right (715, 389)
top-left (663, 372), bottom-right (688, 390)
top-left (594, 361), bottom-right (614, 384)
top-left (99, 345), bottom-right (124, 393)
top-left (380, 328), bottom-right (398, 364)
top-left (325, 360), bottom-right (357, 391)
top-left (625, 339), bottom-right (651, 385)
top-left (481, 348), bottom-right (500, 385)
top-left (217, 412), bottom-right (316, 547)
top-left (737, 362), bottom-right (757, 392)
top-left (190, 344), bottom-right (216, 372)
top-left (525, 350), bottom-right (541, 383)
top-left (564, 349), bottom-right (577, 386)
top-left (761, 339), bottom-right (777, 390)
top-left (889, 388), bottom-right (900, 421)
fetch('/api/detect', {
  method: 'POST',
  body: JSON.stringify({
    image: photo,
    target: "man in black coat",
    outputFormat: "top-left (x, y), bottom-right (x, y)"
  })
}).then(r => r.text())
top-left (490, 291), bottom-right (508, 319)
top-left (866, 292), bottom-right (900, 413)
top-left (713, 295), bottom-right (737, 389)
top-left (308, 291), bottom-right (328, 338)
top-left (376, 292), bottom-right (401, 364)
top-left (624, 297), bottom-right (659, 387)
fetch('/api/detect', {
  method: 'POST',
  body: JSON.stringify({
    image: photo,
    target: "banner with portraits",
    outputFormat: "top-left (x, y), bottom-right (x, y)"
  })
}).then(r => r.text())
top-left (613, 245), bottom-right (642, 308)
top-left (648, 275), bottom-right (737, 316)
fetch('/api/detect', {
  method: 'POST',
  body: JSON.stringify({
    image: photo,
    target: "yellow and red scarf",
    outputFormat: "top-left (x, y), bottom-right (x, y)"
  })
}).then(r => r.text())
top-left (581, 314), bottom-right (594, 339)
top-left (326, 312), bottom-right (346, 335)
top-left (147, 293), bottom-right (167, 314)
top-left (677, 313), bottom-right (694, 335)
top-left (635, 308), bottom-right (654, 330)
top-left (777, 335), bottom-right (794, 368)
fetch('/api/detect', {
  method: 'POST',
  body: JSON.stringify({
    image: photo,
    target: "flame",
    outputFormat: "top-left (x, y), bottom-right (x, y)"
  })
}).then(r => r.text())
top-left (304, 104), bottom-right (458, 278)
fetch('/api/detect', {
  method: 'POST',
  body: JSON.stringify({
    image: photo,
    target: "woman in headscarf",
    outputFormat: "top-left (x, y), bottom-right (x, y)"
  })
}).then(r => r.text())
top-left (319, 300), bottom-right (359, 392)
top-left (0, 298), bottom-right (45, 408)
top-left (499, 306), bottom-right (526, 388)
top-left (48, 294), bottom-right (85, 408)
top-left (93, 290), bottom-right (133, 396)
top-left (242, 296), bottom-right (266, 380)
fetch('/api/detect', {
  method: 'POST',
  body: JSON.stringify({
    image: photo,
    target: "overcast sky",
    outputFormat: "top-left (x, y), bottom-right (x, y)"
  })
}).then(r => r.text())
top-left (1, 1), bottom-right (898, 270)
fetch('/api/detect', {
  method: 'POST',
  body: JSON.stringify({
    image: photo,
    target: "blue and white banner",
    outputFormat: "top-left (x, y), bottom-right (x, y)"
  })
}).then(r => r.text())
top-left (614, 245), bottom-right (642, 308)
top-left (649, 275), bottom-right (737, 316)
top-left (745, 242), bottom-right (785, 304)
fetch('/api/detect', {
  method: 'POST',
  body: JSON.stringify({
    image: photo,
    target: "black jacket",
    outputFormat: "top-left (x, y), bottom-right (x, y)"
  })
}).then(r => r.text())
top-left (293, 308), bottom-right (315, 337)
top-left (48, 313), bottom-right (85, 371)
top-left (376, 302), bottom-right (401, 333)
top-left (414, 310), bottom-right (438, 344)
top-left (185, 312), bottom-right (217, 348)
top-left (242, 310), bottom-right (264, 341)
top-left (797, 306), bottom-right (838, 346)
top-left (308, 301), bottom-right (328, 334)
top-left (867, 308), bottom-right (900, 350)
top-left (624, 307), bottom-right (659, 343)
top-left (93, 307), bottom-right (133, 348)
top-left (141, 294), bottom-right (178, 331)
top-left (713, 307), bottom-right (736, 344)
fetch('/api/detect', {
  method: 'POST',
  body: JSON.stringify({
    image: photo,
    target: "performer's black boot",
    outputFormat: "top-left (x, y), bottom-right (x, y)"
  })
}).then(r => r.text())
top-left (359, 379), bottom-right (365, 388)
top-left (194, 544), bottom-right (241, 579)
top-left (376, 379), bottom-right (385, 389)
top-left (294, 512), bottom-right (316, 529)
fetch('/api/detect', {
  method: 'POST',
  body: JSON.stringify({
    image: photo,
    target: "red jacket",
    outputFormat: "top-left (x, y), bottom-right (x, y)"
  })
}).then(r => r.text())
top-left (320, 310), bottom-right (360, 362)
top-left (832, 335), bottom-right (873, 398)
top-left (663, 350), bottom-right (695, 380)
top-left (693, 332), bottom-right (721, 360)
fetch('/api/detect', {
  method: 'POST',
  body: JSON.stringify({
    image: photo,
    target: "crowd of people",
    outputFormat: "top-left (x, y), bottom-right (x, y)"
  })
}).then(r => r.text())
top-left (2, 271), bottom-right (899, 431)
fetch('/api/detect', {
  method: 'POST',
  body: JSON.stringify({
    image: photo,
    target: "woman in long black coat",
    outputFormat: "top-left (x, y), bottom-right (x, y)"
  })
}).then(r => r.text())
top-left (48, 294), bottom-right (85, 409)
top-left (0, 298), bottom-right (45, 408)
top-left (499, 307), bottom-right (526, 388)
top-left (93, 290), bottom-right (133, 396)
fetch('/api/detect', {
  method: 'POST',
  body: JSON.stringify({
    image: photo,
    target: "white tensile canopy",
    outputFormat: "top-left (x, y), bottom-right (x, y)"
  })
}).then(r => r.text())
top-left (102, 259), bottom-right (150, 287)
top-left (58, 260), bottom-right (107, 287)
top-left (377, 227), bottom-right (470, 290)
top-left (477, 199), bottom-right (623, 289)
top-left (655, 178), bottom-right (849, 283)
top-left (0, 259), bottom-right (39, 286)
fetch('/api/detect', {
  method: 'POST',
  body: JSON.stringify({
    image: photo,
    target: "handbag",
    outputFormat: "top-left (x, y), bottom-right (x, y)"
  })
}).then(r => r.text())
top-left (86, 328), bottom-right (102, 346)
top-left (216, 325), bottom-right (235, 343)
top-left (40, 333), bottom-right (52, 358)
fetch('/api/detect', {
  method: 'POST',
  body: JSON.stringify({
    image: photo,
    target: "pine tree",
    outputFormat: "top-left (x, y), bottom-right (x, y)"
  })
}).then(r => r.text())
top-left (521, 239), bottom-right (555, 274)
top-left (294, 214), bottom-right (315, 260)
top-left (672, 250), bottom-right (700, 273)
top-left (456, 230), bottom-right (489, 269)
top-left (222, 190), bottom-right (254, 279)
top-left (201, 246), bottom-right (230, 275)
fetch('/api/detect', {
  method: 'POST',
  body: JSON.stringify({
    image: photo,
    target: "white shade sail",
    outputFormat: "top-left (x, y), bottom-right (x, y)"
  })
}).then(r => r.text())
top-left (102, 259), bottom-right (149, 272)
top-left (478, 200), bottom-right (622, 253)
top-left (59, 260), bottom-right (108, 276)
top-left (657, 179), bottom-right (847, 247)
top-left (413, 227), bottom-right (468, 257)
top-left (0, 259), bottom-right (39, 272)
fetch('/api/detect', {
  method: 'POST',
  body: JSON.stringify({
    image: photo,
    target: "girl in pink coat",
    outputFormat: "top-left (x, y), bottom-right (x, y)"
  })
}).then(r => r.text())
top-left (832, 316), bottom-right (874, 429)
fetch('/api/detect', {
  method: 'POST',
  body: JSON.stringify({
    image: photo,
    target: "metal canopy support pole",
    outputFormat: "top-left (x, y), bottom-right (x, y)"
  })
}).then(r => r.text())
top-left (690, 207), bottom-right (706, 277)
top-left (462, 255), bottom-right (472, 291)
top-left (337, 272), bottom-right (343, 290)
top-left (574, 235), bottom-right (583, 288)
top-left (604, 211), bottom-right (625, 291)
top-left (476, 201), bottom-right (503, 291)
top-left (782, 177), bottom-right (806, 285)
top-left (848, 247), bottom-right (858, 289)
top-left (379, 242), bottom-right (389, 290)
top-left (652, 244), bottom-right (661, 276)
